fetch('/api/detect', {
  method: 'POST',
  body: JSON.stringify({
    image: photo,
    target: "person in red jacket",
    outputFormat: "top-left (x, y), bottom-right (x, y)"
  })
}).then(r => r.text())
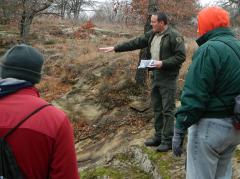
top-left (0, 44), bottom-right (79, 179)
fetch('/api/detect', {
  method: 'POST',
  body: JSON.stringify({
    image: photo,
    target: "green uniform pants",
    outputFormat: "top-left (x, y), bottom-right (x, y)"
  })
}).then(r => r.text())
top-left (151, 84), bottom-right (176, 145)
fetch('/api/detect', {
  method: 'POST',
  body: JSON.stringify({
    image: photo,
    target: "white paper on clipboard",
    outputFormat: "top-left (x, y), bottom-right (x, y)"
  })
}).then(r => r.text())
top-left (138, 59), bottom-right (155, 68)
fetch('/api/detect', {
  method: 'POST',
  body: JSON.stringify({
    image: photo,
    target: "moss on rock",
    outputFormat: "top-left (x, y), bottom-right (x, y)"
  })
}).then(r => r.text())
top-left (142, 146), bottom-right (174, 179)
top-left (81, 165), bottom-right (150, 179)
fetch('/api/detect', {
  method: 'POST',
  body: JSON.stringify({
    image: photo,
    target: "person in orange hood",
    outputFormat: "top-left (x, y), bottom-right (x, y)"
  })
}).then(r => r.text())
top-left (197, 6), bottom-right (230, 36)
top-left (173, 6), bottom-right (240, 179)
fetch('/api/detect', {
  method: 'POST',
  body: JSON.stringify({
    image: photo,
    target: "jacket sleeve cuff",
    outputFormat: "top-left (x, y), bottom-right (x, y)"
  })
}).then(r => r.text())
top-left (175, 115), bottom-right (188, 130)
top-left (114, 46), bottom-right (117, 52)
top-left (176, 109), bottom-right (204, 130)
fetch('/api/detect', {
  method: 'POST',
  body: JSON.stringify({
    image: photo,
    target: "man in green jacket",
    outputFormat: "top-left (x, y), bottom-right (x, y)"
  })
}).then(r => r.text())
top-left (173, 6), bottom-right (240, 179)
top-left (100, 12), bottom-right (186, 152)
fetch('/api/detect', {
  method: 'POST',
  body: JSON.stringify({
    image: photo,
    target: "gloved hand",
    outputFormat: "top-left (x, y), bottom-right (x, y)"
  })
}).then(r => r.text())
top-left (172, 127), bottom-right (185, 157)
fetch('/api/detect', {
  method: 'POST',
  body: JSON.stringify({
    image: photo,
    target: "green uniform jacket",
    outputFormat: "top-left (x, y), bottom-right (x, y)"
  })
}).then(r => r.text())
top-left (114, 27), bottom-right (186, 86)
top-left (176, 27), bottom-right (240, 130)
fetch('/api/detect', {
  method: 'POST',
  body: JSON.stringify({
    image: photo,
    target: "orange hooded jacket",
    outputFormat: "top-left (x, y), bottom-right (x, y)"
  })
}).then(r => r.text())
top-left (198, 6), bottom-right (230, 36)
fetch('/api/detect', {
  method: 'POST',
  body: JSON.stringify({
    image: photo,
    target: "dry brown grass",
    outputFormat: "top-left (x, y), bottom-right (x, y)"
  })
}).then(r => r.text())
top-left (36, 76), bottom-right (71, 102)
top-left (30, 17), bottom-right (142, 102)
top-left (179, 39), bottom-right (197, 78)
top-left (178, 39), bottom-right (197, 90)
top-left (19, 17), bottom-right (198, 144)
top-left (94, 22), bottom-right (144, 36)
top-left (1, 16), bottom-right (196, 103)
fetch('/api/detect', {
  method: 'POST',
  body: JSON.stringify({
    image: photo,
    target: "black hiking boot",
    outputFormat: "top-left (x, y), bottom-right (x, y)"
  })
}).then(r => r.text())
top-left (156, 144), bottom-right (172, 152)
top-left (144, 137), bottom-right (161, 147)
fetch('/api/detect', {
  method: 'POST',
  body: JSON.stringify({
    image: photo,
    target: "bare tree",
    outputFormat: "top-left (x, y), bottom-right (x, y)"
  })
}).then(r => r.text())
top-left (0, 0), bottom-right (19, 24)
top-left (93, 1), bottom-right (117, 23)
top-left (67, 0), bottom-right (94, 20)
top-left (19, 0), bottom-right (54, 41)
top-left (0, 0), bottom-right (54, 41)
top-left (1, 0), bottom-right (98, 41)
top-left (217, 0), bottom-right (240, 25)
top-left (54, 0), bottom-right (68, 19)
top-left (93, 0), bottom-right (142, 25)
top-left (51, 0), bottom-right (96, 20)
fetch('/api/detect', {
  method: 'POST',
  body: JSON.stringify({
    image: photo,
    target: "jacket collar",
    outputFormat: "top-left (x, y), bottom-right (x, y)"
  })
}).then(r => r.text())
top-left (154, 26), bottom-right (170, 36)
top-left (0, 78), bottom-right (34, 97)
top-left (149, 26), bottom-right (170, 43)
top-left (196, 27), bottom-right (235, 46)
top-left (13, 86), bottom-right (40, 97)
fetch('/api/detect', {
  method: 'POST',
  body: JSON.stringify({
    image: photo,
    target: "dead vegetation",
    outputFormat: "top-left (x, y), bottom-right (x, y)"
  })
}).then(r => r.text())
top-left (0, 17), bottom-right (197, 178)
top-left (0, 16), bottom-right (196, 143)
top-left (8, 15), bottom-right (240, 179)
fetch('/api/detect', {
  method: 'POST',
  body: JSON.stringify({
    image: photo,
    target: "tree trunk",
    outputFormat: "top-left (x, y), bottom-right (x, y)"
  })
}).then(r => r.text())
top-left (238, 0), bottom-right (240, 17)
top-left (73, 0), bottom-right (83, 21)
top-left (73, 10), bottom-right (78, 20)
top-left (20, 11), bottom-right (33, 42)
top-left (135, 0), bottom-right (159, 85)
top-left (0, 0), bottom-right (10, 24)
top-left (60, 0), bottom-right (67, 19)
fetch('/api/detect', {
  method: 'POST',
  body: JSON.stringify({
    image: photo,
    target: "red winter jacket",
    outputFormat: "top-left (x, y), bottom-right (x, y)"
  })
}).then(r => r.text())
top-left (0, 87), bottom-right (79, 179)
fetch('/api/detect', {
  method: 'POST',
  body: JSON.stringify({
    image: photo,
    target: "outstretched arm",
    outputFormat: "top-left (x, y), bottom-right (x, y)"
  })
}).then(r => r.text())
top-left (99, 46), bottom-right (115, 53)
top-left (99, 31), bottom-right (152, 53)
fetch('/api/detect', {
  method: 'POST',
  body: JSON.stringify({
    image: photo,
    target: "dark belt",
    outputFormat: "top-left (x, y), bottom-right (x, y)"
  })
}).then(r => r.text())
top-left (203, 110), bottom-right (234, 118)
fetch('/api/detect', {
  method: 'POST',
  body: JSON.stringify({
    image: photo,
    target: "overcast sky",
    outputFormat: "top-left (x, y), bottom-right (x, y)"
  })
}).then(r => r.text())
top-left (86, 0), bottom-right (220, 17)
top-left (199, 0), bottom-right (219, 6)
top-left (94, 0), bottom-right (219, 6)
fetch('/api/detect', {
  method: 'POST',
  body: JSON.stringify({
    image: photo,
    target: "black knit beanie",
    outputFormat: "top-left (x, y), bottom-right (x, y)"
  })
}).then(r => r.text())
top-left (0, 44), bottom-right (44, 84)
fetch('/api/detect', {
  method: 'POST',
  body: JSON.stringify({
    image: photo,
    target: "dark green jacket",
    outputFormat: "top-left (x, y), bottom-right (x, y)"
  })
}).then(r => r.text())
top-left (176, 27), bottom-right (240, 130)
top-left (114, 27), bottom-right (186, 86)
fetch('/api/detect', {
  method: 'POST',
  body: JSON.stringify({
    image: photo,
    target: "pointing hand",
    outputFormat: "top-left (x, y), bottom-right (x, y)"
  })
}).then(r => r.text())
top-left (99, 47), bottom-right (115, 53)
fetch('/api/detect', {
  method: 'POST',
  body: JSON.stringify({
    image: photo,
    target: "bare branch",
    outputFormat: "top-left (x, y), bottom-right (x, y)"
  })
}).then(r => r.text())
top-left (37, 12), bottom-right (62, 16)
